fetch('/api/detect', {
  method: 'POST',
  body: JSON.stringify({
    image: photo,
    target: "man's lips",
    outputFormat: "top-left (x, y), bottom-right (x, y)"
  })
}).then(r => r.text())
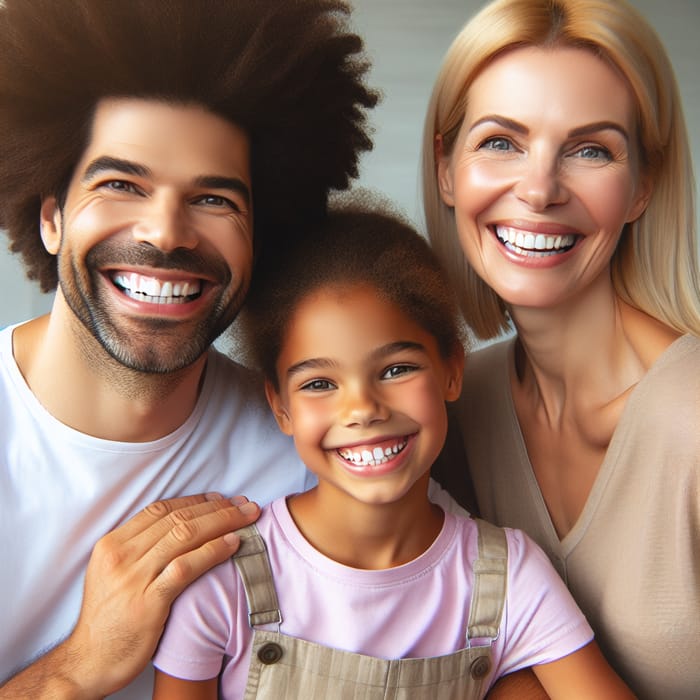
top-left (111, 271), bottom-right (202, 305)
top-left (335, 436), bottom-right (410, 467)
top-left (493, 224), bottom-right (580, 257)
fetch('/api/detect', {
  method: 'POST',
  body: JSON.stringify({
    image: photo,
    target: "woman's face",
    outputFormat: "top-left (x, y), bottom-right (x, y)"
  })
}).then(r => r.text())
top-left (438, 46), bottom-right (650, 312)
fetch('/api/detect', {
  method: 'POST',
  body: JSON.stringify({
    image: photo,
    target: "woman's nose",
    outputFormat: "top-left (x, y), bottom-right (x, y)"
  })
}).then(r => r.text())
top-left (513, 153), bottom-right (568, 211)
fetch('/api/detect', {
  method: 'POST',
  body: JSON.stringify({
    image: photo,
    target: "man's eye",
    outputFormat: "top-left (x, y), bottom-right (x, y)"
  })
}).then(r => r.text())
top-left (193, 194), bottom-right (241, 212)
top-left (103, 180), bottom-right (139, 193)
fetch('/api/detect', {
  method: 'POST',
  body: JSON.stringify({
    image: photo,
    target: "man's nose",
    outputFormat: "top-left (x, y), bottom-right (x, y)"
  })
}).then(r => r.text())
top-left (131, 195), bottom-right (197, 251)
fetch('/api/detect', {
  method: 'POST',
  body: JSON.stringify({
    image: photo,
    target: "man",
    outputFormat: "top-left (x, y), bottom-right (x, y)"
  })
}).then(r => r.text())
top-left (0, 1), bottom-right (376, 697)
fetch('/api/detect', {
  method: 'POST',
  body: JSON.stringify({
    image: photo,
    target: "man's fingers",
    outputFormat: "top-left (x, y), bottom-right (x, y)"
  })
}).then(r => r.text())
top-left (133, 497), bottom-right (259, 574)
top-left (152, 531), bottom-right (246, 599)
top-left (107, 493), bottom-right (251, 544)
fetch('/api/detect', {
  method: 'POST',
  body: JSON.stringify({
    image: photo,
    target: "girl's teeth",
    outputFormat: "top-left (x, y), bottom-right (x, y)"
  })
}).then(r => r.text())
top-left (338, 438), bottom-right (408, 467)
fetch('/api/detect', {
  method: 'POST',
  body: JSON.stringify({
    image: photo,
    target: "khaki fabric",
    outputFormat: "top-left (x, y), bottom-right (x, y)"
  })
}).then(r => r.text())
top-left (455, 334), bottom-right (700, 700)
top-left (233, 519), bottom-right (507, 700)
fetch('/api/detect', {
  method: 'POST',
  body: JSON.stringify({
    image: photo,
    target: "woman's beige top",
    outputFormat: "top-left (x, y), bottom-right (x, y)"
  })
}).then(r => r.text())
top-left (454, 334), bottom-right (700, 700)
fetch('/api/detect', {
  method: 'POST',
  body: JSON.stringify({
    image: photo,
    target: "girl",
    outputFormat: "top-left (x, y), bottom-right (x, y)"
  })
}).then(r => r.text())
top-left (152, 200), bottom-right (633, 699)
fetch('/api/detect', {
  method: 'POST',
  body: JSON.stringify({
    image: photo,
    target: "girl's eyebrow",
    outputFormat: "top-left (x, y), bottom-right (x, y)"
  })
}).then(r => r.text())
top-left (285, 341), bottom-right (427, 379)
top-left (371, 341), bottom-right (426, 360)
top-left (286, 357), bottom-right (338, 379)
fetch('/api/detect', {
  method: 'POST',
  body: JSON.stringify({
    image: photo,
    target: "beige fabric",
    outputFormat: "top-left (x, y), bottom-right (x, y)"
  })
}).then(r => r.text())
top-left (233, 519), bottom-right (507, 699)
top-left (455, 334), bottom-right (700, 700)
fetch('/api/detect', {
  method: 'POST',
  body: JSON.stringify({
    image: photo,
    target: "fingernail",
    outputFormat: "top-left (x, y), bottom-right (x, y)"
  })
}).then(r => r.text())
top-left (230, 495), bottom-right (249, 506)
top-left (205, 492), bottom-right (225, 501)
top-left (224, 532), bottom-right (240, 546)
top-left (239, 502), bottom-right (258, 515)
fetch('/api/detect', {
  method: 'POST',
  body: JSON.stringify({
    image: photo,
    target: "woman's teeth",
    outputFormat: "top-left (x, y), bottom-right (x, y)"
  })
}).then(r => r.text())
top-left (495, 226), bottom-right (577, 257)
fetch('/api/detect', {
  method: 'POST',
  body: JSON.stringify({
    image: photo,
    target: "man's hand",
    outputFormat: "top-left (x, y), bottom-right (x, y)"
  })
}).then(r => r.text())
top-left (0, 493), bottom-right (259, 700)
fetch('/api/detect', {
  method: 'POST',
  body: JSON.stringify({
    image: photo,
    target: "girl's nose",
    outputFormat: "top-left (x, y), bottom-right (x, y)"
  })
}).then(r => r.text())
top-left (342, 385), bottom-right (390, 428)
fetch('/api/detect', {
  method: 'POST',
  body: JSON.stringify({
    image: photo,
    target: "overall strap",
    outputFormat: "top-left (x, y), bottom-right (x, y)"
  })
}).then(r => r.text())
top-left (467, 518), bottom-right (508, 642)
top-left (232, 524), bottom-right (282, 627)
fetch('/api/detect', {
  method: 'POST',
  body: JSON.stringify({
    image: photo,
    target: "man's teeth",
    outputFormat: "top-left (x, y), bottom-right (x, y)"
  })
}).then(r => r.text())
top-left (337, 438), bottom-right (408, 467)
top-left (112, 273), bottom-right (201, 304)
top-left (495, 226), bottom-right (576, 257)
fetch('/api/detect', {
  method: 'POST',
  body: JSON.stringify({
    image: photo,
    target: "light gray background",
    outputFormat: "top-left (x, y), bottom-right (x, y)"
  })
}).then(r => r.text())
top-left (1, 0), bottom-right (698, 328)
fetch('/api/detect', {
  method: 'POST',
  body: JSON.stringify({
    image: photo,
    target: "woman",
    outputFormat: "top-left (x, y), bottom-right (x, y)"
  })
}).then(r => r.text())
top-left (422, 1), bottom-right (700, 698)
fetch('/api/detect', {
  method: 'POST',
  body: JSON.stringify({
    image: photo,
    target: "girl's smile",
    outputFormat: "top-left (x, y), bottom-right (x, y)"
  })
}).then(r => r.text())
top-left (266, 282), bottom-right (462, 507)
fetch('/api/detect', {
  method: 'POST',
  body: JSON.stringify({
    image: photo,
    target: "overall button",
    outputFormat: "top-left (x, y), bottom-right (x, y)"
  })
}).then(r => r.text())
top-left (470, 655), bottom-right (491, 680)
top-left (258, 642), bottom-right (283, 665)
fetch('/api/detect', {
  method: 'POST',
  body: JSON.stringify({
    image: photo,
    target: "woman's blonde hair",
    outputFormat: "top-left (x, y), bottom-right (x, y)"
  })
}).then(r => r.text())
top-left (422, 0), bottom-right (699, 339)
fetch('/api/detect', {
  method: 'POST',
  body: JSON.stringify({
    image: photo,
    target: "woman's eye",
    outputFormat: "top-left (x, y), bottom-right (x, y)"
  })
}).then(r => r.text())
top-left (300, 379), bottom-right (335, 392)
top-left (479, 136), bottom-right (515, 152)
top-left (572, 144), bottom-right (612, 161)
top-left (382, 364), bottom-right (417, 379)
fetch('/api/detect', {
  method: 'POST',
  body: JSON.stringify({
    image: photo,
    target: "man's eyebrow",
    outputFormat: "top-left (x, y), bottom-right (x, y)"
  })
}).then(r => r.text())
top-left (82, 156), bottom-right (149, 182)
top-left (194, 175), bottom-right (250, 205)
top-left (81, 158), bottom-right (250, 205)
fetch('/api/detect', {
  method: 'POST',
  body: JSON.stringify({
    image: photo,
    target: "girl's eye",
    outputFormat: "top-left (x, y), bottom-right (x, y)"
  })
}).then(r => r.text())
top-left (193, 194), bottom-right (241, 212)
top-left (479, 136), bottom-right (515, 152)
top-left (382, 364), bottom-right (418, 380)
top-left (299, 378), bottom-right (335, 392)
top-left (572, 144), bottom-right (612, 161)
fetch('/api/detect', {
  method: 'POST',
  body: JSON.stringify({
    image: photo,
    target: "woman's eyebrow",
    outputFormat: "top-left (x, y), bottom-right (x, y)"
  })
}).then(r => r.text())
top-left (567, 121), bottom-right (629, 142)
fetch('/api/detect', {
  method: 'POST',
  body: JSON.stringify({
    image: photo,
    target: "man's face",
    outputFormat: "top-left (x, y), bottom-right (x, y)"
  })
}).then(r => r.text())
top-left (41, 97), bottom-right (253, 373)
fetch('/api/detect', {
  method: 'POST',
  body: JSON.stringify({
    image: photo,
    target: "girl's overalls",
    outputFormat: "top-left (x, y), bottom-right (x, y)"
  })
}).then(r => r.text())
top-left (232, 518), bottom-right (507, 700)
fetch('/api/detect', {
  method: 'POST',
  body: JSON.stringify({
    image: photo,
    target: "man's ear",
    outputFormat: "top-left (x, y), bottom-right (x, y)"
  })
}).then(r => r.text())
top-left (444, 346), bottom-right (465, 402)
top-left (264, 380), bottom-right (293, 435)
top-left (435, 134), bottom-right (455, 207)
top-left (40, 197), bottom-right (63, 255)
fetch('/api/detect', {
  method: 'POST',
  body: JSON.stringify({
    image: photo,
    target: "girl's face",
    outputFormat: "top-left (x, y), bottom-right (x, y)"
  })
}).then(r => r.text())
top-left (438, 46), bottom-right (650, 312)
top-left (266, 283), bottom-right (463, 507)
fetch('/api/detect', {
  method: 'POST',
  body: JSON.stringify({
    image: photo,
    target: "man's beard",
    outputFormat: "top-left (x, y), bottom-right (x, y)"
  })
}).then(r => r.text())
top-left (58, 240), bottom-right (246, 374)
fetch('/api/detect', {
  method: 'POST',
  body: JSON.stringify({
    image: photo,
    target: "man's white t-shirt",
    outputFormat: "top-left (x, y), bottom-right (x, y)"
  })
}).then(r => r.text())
top-left (0, 324), bottom-right (313, 699)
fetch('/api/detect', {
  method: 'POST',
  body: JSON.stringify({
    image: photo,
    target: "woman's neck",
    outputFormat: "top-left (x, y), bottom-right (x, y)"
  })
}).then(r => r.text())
top-left (508, 271), bottom-right (676, 423)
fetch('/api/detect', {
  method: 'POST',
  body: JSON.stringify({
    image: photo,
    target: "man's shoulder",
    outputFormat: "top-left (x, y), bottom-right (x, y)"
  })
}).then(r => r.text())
top-left (206, 348), bottom-right (267, 397)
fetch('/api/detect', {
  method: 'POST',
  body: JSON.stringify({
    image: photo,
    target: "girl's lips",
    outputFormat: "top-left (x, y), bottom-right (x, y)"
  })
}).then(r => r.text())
top-left (332, 434), bottom-right (417, 477)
